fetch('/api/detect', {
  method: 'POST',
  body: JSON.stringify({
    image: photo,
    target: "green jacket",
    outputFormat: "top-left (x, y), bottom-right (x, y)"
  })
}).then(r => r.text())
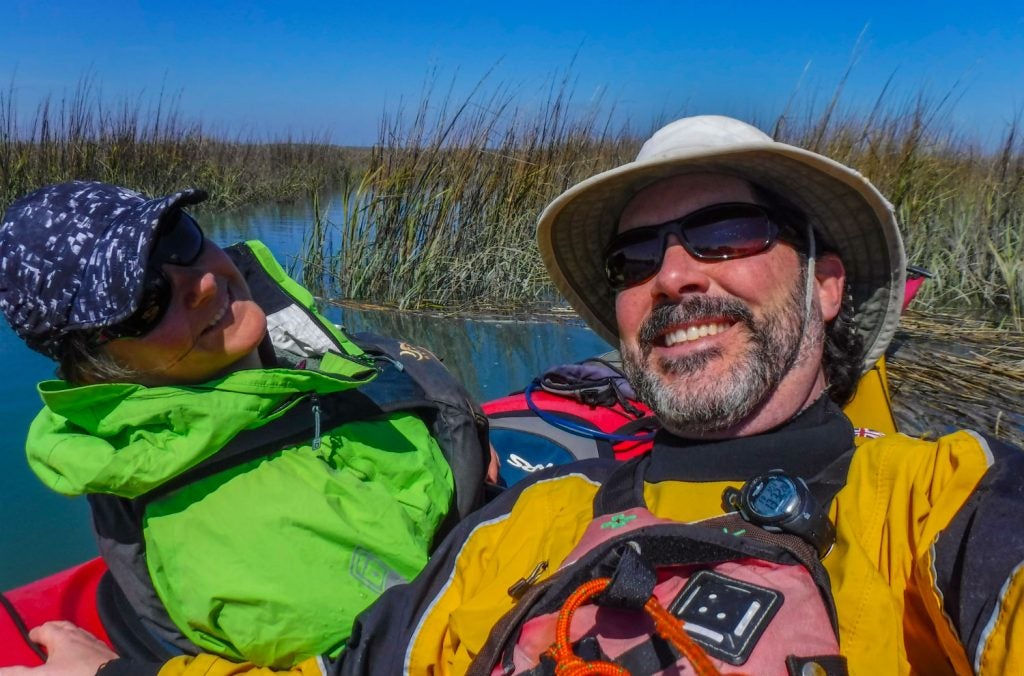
top-left (25, 241), bottom-right (456, 668)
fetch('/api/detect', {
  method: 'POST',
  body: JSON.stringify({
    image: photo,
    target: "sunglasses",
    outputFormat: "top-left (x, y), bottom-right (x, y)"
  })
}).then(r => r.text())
top-left (603, 203), bottom-right (797, 290)
top-left (97, 213), bottom-right (205, 342)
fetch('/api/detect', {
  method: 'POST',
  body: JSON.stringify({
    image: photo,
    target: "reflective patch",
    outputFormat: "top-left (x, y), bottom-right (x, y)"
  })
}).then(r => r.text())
top-left (350, 547), bottom-right (408, 594)
top-left (668, 569), bottom-right (783, 665)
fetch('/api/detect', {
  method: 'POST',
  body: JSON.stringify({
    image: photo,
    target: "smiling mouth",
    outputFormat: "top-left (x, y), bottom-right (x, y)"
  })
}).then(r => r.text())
top-left (201, 293), bottom-right (232, 335)
top-left (659, 320), bottom-right (736, 348)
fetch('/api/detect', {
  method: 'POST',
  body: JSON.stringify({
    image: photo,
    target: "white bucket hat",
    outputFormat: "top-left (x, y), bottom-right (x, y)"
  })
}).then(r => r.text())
top-left (537, 115), bottom-right (906, 375)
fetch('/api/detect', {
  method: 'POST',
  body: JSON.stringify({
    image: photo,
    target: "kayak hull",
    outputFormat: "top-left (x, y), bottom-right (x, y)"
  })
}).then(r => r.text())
top-left (0, 557), bottom-right (111, 666)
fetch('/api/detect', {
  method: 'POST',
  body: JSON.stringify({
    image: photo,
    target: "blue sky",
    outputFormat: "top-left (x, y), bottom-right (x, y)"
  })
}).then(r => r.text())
top-left (3, 1), bottom-right (1022, 146)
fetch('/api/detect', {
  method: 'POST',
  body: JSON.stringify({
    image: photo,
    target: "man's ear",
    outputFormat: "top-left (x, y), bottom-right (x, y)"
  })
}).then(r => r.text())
top-left (814, 253), bottom-right (845, 322)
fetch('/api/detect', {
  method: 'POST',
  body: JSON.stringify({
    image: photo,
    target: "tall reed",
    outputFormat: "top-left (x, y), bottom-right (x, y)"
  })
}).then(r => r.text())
top-left (306, 77), bottom-right (1024, 327)
top-left (0, 77), bottom-right (358, 210)
top-left (307, 76), bottom-right (637, 311)
top-left (775, 89), bottom-right (1024, 327)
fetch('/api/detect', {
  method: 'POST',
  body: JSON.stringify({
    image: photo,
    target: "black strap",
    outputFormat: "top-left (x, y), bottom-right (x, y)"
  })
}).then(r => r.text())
top-left (96, 658), bottom-right (164, 676)
top-left (616, 416), bottom-right (661, 437)
top-left (135, 358), bottom-right (419, 509)
top-left (592, 454), bottom-right (651, 517)
top-left (598, 544), bottom-right (656, 611)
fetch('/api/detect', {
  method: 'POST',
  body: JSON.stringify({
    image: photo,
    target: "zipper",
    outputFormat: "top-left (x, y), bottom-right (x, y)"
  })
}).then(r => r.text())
top-left (267, 393), bottom-right (304, 417)
top-left (331, 349), bottom-right (379, 371)
top-left (310, 393), bottom-right (322, 450)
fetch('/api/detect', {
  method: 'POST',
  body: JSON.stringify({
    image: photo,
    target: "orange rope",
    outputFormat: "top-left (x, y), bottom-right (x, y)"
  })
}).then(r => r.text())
top-left (644, 596), bottom-right (721, 676)
top-left (544, 577), bottom-right (723, 676)
top-left (546, 578), bottom-right (628, 675)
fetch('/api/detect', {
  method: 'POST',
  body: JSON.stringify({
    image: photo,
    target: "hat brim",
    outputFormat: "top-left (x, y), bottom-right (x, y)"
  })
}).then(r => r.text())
top-left (537, 141), bottom-right (906, 374)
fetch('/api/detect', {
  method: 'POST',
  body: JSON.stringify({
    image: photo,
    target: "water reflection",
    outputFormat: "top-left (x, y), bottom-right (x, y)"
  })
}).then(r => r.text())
top-left (333, 307), bottom-right (609, 402)
top-left (203, 200), bottom-right (317, 269)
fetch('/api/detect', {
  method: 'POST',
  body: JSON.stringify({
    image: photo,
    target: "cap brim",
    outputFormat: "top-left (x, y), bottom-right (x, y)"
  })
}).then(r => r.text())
top-left (537, 141), bottom-right (905, 374)
top-left (66, 188), bottom-right (208, 333)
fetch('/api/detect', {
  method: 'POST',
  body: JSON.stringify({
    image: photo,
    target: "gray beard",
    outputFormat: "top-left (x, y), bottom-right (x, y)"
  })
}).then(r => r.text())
top-left (621, 281), bottom-right (819, 436)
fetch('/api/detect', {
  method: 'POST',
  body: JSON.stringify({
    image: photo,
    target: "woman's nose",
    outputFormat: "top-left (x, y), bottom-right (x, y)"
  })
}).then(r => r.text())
top-left (166, 265), bottom-right (217, 309)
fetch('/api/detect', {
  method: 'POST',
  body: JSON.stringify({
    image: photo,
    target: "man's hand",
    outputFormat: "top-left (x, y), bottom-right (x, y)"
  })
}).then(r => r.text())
top-left (487, 443), bottom-right (500, 484)
top-left (0, 621), bottom-right (118, 676)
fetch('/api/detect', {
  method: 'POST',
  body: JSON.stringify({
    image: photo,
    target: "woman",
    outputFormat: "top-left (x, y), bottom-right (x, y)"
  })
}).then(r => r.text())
top-left (0, 182), bottom-right (487, 673)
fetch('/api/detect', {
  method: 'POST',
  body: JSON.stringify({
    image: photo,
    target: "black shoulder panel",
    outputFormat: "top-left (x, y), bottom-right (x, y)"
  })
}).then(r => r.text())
top-left (931, 433), bottom-right (1024, 666)
top-left (224, 242), bottom-right (293, 315)
top-left (351, 332), bottom-right (489, 523)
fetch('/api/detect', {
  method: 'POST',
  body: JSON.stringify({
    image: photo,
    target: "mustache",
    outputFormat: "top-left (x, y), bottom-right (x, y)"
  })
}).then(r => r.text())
top-left (638, 296), bottom-right (754, 348)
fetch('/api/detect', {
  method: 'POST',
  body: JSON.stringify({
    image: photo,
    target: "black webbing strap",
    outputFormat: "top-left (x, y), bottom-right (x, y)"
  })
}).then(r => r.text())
top-left (592, 454), bottom-right (651, 517)
top-left (134, 359), bottom-right (422, 509)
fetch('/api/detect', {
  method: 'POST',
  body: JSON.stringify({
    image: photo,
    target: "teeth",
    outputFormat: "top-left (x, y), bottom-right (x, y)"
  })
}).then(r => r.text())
top-left (207, 303), bottom-right (227, 329)
top-left (664, 322), bottom-right (731, 347)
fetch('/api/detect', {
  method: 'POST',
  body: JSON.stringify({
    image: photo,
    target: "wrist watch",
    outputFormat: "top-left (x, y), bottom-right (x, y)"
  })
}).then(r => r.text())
top-left (723, 470), bottom-right (835, 557)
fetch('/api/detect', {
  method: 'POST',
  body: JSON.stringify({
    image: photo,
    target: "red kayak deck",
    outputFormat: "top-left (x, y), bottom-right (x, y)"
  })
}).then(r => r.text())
top-left (0, 557), bottom-right (111, 667)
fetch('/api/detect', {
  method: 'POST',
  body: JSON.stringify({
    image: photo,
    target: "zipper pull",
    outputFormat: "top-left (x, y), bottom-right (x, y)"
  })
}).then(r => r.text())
top-left (373, 352), bottom-right (404, 372)
top-left (508, 560), bottom-right (548, 599)
top-left (310, 394), bottom-right (322, 450)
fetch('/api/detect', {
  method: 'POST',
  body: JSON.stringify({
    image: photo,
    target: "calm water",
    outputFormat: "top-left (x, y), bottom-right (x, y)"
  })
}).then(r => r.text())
top-left (0, 201), bottom-right (608, 589)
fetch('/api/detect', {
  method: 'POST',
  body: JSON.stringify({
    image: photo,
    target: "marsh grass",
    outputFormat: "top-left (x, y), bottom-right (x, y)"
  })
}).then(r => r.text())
top-left (775, 91), bottom-right (1024, 328)
top-left (304, 76), bottom-right (638, 310)
top-left (0, 77), bottom-right (359, 211)
top-left (304, 78), bottom-right (1024, 329)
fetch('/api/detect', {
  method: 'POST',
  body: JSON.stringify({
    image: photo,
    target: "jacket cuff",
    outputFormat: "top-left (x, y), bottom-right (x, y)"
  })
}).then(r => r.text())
top-left (97, 658), bottom-right (163, 676)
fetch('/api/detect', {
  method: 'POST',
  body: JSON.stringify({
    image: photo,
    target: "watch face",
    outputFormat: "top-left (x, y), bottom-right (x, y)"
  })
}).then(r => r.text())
top-left (749, 476), bottom-right (797, 519)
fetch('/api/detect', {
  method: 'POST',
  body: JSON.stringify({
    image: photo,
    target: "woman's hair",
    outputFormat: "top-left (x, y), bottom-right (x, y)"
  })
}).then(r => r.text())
top-left (58, 332), bottom-right (141, 385)
top-left (750, 181), bottom-right (865, 406)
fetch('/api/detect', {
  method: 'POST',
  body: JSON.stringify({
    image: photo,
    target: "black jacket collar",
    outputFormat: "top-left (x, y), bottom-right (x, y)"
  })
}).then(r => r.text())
top-left (646, 395), bottom-right (854, 483)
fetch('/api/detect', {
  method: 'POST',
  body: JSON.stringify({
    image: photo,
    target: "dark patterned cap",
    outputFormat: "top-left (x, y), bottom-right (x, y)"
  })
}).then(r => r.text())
top-left (0, 181), bottom-right (208, 359)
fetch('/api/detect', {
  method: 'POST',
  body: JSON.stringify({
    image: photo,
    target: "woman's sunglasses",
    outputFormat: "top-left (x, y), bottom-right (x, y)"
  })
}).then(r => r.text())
top-left (603, 203), bottom-right (797, 290)
top-left (97, 213), bottom-right (205, 342)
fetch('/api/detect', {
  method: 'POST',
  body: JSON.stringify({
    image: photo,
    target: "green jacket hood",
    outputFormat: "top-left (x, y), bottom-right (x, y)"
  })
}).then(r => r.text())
top-left (26, 240), bottom-right (378, 498)
top-left (28, 366), bottom-right (373, 497)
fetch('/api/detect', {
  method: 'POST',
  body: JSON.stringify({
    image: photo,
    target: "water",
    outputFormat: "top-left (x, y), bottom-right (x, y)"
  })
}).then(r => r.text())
top-left (0, 201), bottom-right (609, 589)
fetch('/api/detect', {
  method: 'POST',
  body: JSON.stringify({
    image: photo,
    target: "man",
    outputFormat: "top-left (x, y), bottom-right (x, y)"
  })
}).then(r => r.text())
top-left (325, 115), bottom-right (1019, 675)
top-left (18, 117), bottom-right (1022, 675)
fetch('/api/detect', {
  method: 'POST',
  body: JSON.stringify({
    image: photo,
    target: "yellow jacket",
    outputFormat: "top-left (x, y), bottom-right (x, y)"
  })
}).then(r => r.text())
top-left (155, 398), bottom-right (1022, 675)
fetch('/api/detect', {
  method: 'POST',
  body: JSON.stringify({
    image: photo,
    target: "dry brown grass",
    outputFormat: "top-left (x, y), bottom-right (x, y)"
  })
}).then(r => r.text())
top-left (887, 310), bottom-right (1023, 445)
top-left (0, 77), bottom-right (360, 210)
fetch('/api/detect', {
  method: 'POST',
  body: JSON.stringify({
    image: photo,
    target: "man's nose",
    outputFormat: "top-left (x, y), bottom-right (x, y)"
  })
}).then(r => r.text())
top-left (649, 236), bottom-right (712, 300)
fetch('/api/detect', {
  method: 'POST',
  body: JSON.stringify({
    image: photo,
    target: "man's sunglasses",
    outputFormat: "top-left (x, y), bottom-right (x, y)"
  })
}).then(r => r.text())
top-left (603, 203), bottom-right (797, 290)
top-left (97, 213), bottom-right (205, 342)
